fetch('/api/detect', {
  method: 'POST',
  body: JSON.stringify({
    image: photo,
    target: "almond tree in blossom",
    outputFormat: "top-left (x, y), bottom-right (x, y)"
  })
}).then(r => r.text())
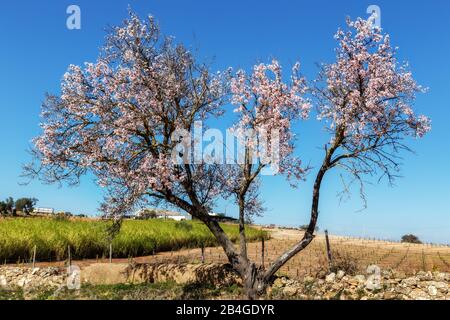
top-left (25, 12), bottom-right (431, 299)
top-left (277, 17), bottom-right (432, 276)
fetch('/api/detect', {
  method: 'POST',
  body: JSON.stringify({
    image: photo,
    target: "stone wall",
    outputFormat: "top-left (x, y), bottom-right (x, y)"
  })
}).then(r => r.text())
top-left (0, 267), bottom-right (66, 292)
top-left (270, 268), bottom-right (450, 300)
top-left (0, 263), bottom-right (239, 292)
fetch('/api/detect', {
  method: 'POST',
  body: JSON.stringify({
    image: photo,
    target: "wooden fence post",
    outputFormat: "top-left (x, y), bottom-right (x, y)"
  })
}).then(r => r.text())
top-left (201, 244), bottom-right (205, 264)
top-left (261, 238), bottom-right (265, 268)
top-left (325, 230), bottom-right (333, 270)
top-left (68, 245), bottom-right (71, 267)
top-left (32, 245), bottom-right (37, 268)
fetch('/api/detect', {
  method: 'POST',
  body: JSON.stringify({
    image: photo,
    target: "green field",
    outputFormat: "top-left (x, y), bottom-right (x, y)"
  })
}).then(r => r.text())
top-left (0, 217), bottom-right (268, 263)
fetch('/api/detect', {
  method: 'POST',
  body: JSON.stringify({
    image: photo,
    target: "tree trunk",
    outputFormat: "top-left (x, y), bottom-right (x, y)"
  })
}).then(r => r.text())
top-left (261, 162), bottom-right (328, 282)
top-left (325, 229), bottom-right (333, 270)
top-left (166, 190), bottom-right (252, 293)
top-left (171, 141), bottom-right (340, 299)
top-left (196, 209), bottom-right (242, 267)
top-left (190, 158), bottom-right (332, 299)
top-left (188, 135), bottom-right (342, 299)
top-left (193, 205), bottom-right (271, 299)
top-left (260, 137), bottom-right (342, 285)
top-left (241, 262), bottom-right (267, 299)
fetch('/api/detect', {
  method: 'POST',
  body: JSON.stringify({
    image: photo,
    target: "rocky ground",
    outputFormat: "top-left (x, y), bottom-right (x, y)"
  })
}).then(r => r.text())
top-left (269, 269), bottom-right (450, 300)
top-left (1, 264), bottom-right (449, 300)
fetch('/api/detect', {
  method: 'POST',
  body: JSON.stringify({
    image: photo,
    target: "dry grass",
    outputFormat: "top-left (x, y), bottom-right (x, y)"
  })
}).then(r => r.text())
top-left (108, 228), bottom-right (450, 279)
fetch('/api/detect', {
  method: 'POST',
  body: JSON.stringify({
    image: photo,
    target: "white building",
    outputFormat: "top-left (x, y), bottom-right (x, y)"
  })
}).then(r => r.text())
top-left (33, 207), bottom-right (54, 215)
top-left (156, 211), bottom-right (188, 221)
top-left (135, 208), bottom-right (189, 221)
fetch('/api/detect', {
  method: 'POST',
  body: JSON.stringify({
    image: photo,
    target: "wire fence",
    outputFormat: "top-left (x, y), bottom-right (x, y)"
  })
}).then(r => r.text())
top-left (3, 234), bottom-right (450, 279)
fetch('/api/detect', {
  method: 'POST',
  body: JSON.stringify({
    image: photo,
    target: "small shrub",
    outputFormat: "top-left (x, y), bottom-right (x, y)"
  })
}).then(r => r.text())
top-left (299, 225), bottom-right (319, 232)
top-left (401, 234), bottom-right (422, 244)
top-left (329, 251), bottom-right (359, 275)
top-left (53, 212), bottom-right (70, 221)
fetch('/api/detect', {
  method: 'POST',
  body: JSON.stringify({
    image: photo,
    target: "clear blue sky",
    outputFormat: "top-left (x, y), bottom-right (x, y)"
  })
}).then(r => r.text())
top-left (0, 1), bottom-right (449, 243)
